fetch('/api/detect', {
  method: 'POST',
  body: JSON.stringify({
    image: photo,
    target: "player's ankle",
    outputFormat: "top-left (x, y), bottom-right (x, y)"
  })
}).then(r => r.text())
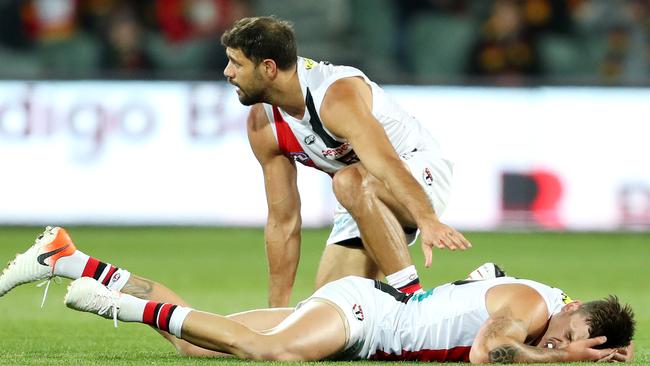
top-left (386, 265), bottom-right (422, 293)
top-left (55, 251), bottom-right (130, 291)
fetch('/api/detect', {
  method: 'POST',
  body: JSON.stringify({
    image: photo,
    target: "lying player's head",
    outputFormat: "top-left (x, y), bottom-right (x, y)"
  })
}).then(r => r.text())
top-left (539, 295), bottom-right (635, 350)
top-left (221, 16), bottom-right (297, 105)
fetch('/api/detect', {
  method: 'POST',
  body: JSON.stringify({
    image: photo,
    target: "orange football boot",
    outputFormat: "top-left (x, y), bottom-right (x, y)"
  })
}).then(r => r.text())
top-left (0, 226), bottom-right (77, 306)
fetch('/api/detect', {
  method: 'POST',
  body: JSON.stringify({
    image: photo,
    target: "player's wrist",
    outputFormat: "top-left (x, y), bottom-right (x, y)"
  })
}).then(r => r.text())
top-left (414, 212), bottom-right (440, 228)
top-left (268, 293), bottom-right (290, 308)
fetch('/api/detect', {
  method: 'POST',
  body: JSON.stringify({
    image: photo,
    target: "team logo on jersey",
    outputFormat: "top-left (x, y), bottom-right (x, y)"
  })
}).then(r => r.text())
top-left (352, 304), bottom-right (364, 321)
top-left (304, 135), bottom-right (316, 145)
top-left (561, 293), bottom-right (573, 304)
top-left (303, 58), bottom-right (316, 70)
top-left (289, 151), bottom-right (312, 164)
top-left (423, 167), bottom-right (434, 186)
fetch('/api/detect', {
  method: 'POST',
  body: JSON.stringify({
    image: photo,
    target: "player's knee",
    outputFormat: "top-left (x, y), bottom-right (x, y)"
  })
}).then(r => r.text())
top-left (332, 165), bottom-right (369, 205)
top-left (241, 338), bottom-right (310, 361)
top-left (256, 348), bottom-right (308, 361)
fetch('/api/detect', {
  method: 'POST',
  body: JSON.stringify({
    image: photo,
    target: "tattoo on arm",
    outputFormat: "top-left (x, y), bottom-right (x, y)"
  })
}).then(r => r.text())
top-left (489, 345), bottom-right (518, 364)
top-left (121, 276), bottom-right (155, 299)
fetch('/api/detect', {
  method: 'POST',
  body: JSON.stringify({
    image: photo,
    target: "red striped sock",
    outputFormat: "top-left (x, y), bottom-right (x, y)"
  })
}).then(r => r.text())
top-left (139, 295), bottom-right (192, 338)
top-left (142, 301), bottom-right (179, 333)
top-left (81, 257), bottom-right (120, 286)
top-left (116, 294), bottom-right (191, 338)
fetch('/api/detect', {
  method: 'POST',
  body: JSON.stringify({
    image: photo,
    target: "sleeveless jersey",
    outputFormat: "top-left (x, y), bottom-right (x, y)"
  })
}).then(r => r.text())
top-left (319, 276), bottom-right (571, 361)
top-left (262, 57), bottom-right (445, 174)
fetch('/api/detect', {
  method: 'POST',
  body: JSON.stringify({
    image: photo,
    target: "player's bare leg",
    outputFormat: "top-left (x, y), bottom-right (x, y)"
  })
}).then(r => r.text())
top-left (0, 226), bottom-right (294, 357)
top-left (65, 278), bottom-right (346, 361)
top-left (118, 275), bottom-right (220, 356)
top-left (113, 274), bottom-right (294, 356)
top-left (332, 163), bottom-right (421, 290)
top-left (315, 242), bottom-right (381, 289)
top-left (182, 300), bottom-right (346, 360)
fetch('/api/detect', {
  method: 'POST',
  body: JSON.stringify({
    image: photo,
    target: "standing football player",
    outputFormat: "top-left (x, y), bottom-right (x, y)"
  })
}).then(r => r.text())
top-left (221, 16), bottom-right (471, 307)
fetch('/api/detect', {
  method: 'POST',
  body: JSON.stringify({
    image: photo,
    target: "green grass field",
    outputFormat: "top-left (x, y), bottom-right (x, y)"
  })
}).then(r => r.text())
top-left (0, 227), bottom-right (648, 365)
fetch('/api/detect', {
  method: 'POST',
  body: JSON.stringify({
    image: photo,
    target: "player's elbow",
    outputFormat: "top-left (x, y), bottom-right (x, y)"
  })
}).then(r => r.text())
top-left (267, 211), bottom-right (302, 237)
top-left (470, 335), bottom-right (520, 364)
top-left (469, 347), bottom-right (491, 364)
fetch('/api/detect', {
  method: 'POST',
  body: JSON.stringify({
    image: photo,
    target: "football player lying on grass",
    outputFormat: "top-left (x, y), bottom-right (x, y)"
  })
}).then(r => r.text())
top-left (0, 227), bottom-right (635, 363)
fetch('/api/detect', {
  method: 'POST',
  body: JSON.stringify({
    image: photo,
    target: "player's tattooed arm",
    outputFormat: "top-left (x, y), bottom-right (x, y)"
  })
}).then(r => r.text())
top-left (482, 315), bottom-right (530, 363)
top-left (471, 313), bottom-right (565, 363)
top-left (488, 344), bottom-right (517, 363)
top-left (486, 339), bottom-right (618, 364)
top-left (121, 276), bottom-right (155, 298)
top-left (487, 342), bottom-right (561, 363)
top-left (475, 314), bottom-right (616, 363)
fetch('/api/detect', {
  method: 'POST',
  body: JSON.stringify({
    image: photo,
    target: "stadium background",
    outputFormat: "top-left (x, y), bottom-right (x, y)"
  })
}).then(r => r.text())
top-left (0, 0), bottom-right (648, 365)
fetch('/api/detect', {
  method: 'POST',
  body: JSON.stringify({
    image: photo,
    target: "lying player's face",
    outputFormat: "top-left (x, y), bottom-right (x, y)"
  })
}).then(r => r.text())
top-left (537, 310), bottom-right (590, 350)
top-left (224, 48), bottom-right (268, 106)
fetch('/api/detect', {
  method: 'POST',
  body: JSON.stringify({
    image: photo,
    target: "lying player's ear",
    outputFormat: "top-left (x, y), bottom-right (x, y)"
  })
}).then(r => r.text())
top-left (561, 300), bottom-right (583, 313)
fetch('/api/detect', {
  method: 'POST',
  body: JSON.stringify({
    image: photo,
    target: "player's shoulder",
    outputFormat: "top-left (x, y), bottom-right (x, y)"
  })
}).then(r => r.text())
top-left (487, 282), bottom-right (546, 299)
top-left (247, 104), bottom-right (284, 159)
top-left (247, 103), bottom-right (271, 132)
top-left (486, 282), bottom-right (549, 321)
top-left (299, 56), bottom-right (365, 89)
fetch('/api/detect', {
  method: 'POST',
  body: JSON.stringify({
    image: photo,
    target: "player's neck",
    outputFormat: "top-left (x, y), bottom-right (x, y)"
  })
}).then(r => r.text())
top-left (266, 68), bottom-right (305, 119)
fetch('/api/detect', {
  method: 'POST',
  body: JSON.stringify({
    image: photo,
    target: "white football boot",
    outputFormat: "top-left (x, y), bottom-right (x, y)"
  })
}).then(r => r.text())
top-left (466, 262), bottom-right (507, 281)
top-left (65, 277), bottom-right (120, 327)
top-left (0, 226), bottom-right (77, 306)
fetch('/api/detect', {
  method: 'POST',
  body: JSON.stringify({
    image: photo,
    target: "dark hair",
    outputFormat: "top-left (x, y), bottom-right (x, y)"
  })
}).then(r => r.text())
top-left (221, 16), bottom-right (297, 70)
top-left (579, 295), bottom-right (635, 349)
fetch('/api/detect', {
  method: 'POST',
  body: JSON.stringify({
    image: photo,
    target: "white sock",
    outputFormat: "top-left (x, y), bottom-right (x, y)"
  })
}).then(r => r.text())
top-left (106, 269), bottom-right (130, 291)
top-left (386, 265), bottom-right (422, 291)
top-left (169, 307), bottom-right (192, 338)
top-left (54, 250), bottom-right (130, 291)
top-left (118, 293), bottom-right (147, 322)
top-left (54, 251), bottom-right (90, 279)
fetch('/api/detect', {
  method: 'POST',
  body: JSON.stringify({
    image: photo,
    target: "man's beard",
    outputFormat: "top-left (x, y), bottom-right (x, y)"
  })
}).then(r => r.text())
top-left (237, 87), bottom-right (266, 106)
top-left (230, 75), bottom-right (267, 106)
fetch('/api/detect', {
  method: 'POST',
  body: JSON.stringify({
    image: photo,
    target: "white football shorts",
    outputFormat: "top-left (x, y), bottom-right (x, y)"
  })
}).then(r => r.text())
top-left (296, 276), bottom-right (401, 360)
top-left (327, 148), bottom-right (453, 246)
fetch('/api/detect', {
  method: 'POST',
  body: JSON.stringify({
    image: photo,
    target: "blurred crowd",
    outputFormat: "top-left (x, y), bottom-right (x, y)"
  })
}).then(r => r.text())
top-left (0, 0), bottom-right (649, 85)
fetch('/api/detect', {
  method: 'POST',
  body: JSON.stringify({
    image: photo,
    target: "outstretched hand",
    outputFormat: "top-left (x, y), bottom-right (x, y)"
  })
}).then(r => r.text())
top-left (420, 221), bottom-right (472, 268)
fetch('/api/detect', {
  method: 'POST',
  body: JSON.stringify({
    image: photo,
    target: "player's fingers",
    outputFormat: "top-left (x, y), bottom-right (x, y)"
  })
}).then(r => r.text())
top-left (444, 238), bottom-right (457, 251)
top-left (422, 243), bottom-right (433, 268)
top-left (610, 351), bottom-right (628, 362)
top-left (450, 233), bottom-right (468, 251)
top-left (444, 238), bottom-right (459, 251)
top-left (586, 336), bottom-right (608, 348)
top-left (441, 233), bottom-right (458, 250)
top-left (433, 237), bottom-right (445, 249)
top-left (457, 232), bottom-right (472, 249)
top-left (445, 231), bottom-right (462, 250)
top-left (596, 352), bottom-right (616, 363)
